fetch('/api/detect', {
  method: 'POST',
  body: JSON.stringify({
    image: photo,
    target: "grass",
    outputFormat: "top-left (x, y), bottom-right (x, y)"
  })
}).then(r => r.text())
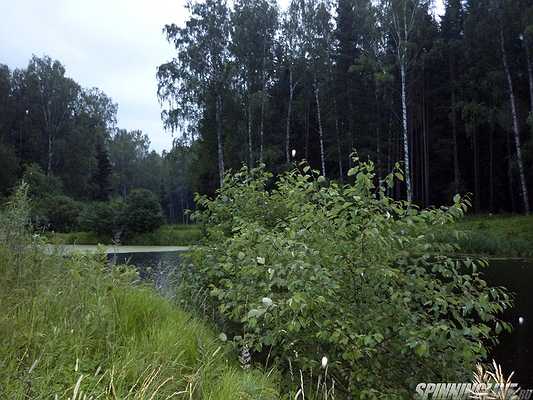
top-left (437, 214), bottom-right (533, 258)
top-left (0, 241), bottom-right (278, 398)
top-left (46, 224), bottom-right (203, 246)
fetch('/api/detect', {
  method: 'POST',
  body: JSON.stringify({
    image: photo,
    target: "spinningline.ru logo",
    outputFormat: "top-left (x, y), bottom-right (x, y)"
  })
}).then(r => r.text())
top-left (415, 383), bottom-right (533, 399)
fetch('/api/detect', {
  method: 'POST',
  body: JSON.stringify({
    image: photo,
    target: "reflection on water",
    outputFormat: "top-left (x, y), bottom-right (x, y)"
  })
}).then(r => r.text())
top-left (108, 251), bottom-right (184, 298)
top-left (483, 259), bottom-right (533, 386)
top-left (108, 251), bottom-right (533, 385)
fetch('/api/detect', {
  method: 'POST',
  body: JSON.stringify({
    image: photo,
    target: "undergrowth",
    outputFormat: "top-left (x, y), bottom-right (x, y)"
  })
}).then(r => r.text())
top-left (0, 184), bottom-right (278, 399)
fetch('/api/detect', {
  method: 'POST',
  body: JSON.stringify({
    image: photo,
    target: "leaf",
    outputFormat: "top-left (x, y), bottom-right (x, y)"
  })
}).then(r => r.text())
top-left (256, 256), bottom-right (265, 265)
top-left (394, 172), bottom-right (404, 182)
top-left (415, 341), bottom-right (429, 357)
top-left (247, 308), bottom-right (266, 318)
top-left (262, 297), bottom-right (273, 307)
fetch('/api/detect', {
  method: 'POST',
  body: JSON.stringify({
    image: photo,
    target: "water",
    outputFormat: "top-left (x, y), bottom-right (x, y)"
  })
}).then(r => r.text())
top-left (109, 251), bottom-right (533, 385)
top-left (483, 259), bottom-right (533, 386)
top-left (108, 250), bottom-right (185, 298)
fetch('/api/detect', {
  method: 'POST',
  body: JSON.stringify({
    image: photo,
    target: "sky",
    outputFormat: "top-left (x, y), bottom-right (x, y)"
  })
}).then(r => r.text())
top-left (0, 0), bottom-right (444, 153)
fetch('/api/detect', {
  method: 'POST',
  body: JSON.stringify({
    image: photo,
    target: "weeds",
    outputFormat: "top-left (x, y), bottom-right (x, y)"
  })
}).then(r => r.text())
top-left (0, 185), bottom-right (278, 399)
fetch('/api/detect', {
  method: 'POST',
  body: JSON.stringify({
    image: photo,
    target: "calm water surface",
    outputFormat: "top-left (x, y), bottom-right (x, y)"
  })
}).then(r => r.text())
top-left (483, 259), bottom-right (533, 385)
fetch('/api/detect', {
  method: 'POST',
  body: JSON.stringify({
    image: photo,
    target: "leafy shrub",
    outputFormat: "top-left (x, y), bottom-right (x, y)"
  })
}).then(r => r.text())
top-left (22, 163), bottom-right (63, 198)
top-left (125, 224), bottom-right (202, 245)
top-left (0, 142), bottom-right (19, 196)
top-left (122, 189), bottom-right (164, 235)
top-left (33, 194), bottom-right (82, 232)
top-left (184, 160), bottom-right (512, 398)
top-left (79, 199), bottom-right (125, 237)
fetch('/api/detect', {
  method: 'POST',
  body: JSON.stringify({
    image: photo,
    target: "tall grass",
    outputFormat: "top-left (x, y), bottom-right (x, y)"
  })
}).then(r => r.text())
top-left (46, 224), bottom-right (202, 246)
top-left (435, 214), bottom-right (533, 258)
top-left (0, 185), bottom-right (278, 399)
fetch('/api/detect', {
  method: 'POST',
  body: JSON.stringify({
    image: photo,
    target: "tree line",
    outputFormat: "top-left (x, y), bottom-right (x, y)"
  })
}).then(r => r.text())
top-left (157, 0), bottom-right (533, 214)
top-left (0, 55), bottom-right (194, 225)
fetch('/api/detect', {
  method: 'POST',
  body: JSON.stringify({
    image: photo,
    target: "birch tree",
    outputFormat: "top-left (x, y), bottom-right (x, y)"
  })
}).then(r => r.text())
top-left (281, 2), bottom-right (304, 164)
top-left (26, 56), bottom-right (79, 176)
top-left (500, 27), bottom-right (530, 214)
top-left (158, 0), bottom-right (231, 188)
top-left (232, 0), bottom-right (278, 167)
top-left (383, 0), bottom-right (430, 202)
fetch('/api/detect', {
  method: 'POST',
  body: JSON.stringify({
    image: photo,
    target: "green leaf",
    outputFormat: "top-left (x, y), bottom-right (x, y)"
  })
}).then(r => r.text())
top-left (247, 308), bottom-right (266, 318)
top-left (415, 341), bottom-right (429, 357)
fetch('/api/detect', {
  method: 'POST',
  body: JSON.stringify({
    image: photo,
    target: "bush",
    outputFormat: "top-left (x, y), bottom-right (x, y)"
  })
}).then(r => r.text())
top-left (33, 194), bottom-right (82, 232)
top-left (22, 163), bottom-right (63, 199)
top-left (125, 224), bottom-right (203, 245)
top-left (79, 199), bottom-right (125, 237)
top-left (122, 189), bottom-right (164, 235)
top-left (0, 142), bottom-right (19, 196)
top-left (184, 160), bottom-right (512, 398)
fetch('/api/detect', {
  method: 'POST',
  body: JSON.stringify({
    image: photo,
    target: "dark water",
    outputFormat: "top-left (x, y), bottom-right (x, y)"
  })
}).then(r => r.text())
top-left (483, 259), bottom-right (533, 386)
top-left (108, 252), bottom-right (533, 385)
top-left (108, 251), bottom-right (184, 298)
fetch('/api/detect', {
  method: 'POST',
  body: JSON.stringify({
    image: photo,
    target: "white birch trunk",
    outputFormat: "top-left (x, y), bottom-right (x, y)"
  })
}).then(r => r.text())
top-left (285, 68), bottom-right (294, 164)
top-left (259, 38), bottom-right (267, 164)
top-left (314, 76), bottom-right (326, 177)
top-left (248, 95), bottom-right (253, 168)
top-left (400, 59), bottom-right (412, 202)
top-left (216, 93), bottom-right (225, 187)
top-left (525, 36), bottom-right (533, 116)
top-left (502, 29), bottom-right (530, 214)
top-left (333, 97), bottom-right (343, 181)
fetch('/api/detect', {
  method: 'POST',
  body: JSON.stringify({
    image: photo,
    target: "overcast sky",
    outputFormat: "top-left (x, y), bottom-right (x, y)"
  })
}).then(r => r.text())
top-left (0, 0), bottom-right (444, 153)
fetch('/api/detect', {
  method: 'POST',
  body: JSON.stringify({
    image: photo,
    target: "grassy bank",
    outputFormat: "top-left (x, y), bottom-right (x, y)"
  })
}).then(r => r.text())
top-left (46, 224), bottom-right (203, 246)
top-left (439, 214), bottom-right (533, 258)
top-left (0, 242), bottom-right (277, 398)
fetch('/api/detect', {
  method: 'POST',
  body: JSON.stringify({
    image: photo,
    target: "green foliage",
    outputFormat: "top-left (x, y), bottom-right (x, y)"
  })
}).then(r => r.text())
top-left (90, 137), bottom-right (113, 200)
top-left (122, 189), bottom-right (165, 235)
top-left (34, 194), bottom-right (82, 232)
top-left (125, 224), bottom-right (203, 246)
top-left (183, 160), bottom-right (512, 398)
top-left (22, 163), bottom-right (63, 199)
top-left (48, 224), bottom-right (203, 246)
top-left (0, 142), bottom-right (19, 196)
top-left (0, 198), bottom-right (279, 399)
top-left (79, 199), bottom-right (125, 237)
top-left (436, 214), bottom-right (533, 258)
top-left (0, 182), bottom-right (32, 249)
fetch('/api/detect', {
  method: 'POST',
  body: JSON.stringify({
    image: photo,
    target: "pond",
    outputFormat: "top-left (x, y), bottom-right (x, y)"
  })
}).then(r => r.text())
top-left (109, 250), bottom-right (185, 298)
top-left (483, 258), bottom-right (533, 386)
top-left (110, 251), bottom-right (533, 386)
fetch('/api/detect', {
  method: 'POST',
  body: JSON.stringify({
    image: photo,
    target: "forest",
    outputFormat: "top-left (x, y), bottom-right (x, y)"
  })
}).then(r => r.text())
top-left (156, 0), bottom-right (533, 214)
top-left (1, 0), bottom-right (532, 227)
top-left (0, 56), bottom-right (194, 228)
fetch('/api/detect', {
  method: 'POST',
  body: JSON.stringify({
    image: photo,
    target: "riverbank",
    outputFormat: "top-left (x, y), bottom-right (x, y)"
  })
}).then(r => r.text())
top-left (440, 214), bottom-right (533, 258)
top-left (45, 224), bottom-right (202, 246)
top-left (44, 244), bottom-right (190, 254)
top-left (0, 242), bottom-right (278, 399)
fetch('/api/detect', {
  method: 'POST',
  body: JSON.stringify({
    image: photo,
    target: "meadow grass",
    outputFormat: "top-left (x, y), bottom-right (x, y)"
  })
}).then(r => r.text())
top-left (437, 214), bottom-right (533, 258)
top-left (0, 241), bottom-right (278, 399)
top-left (46, 224), bottom-right (203, 246)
